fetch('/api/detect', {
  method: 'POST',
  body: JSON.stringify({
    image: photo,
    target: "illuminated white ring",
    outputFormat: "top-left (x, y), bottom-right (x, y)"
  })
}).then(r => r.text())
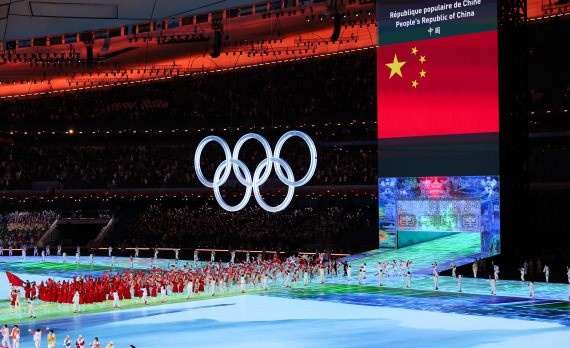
top-left (195, 131), bottom-right (317, 212)
top-left (273, 130), bottom-right (317, 186)
top-left (194, 136), bottom-right (232, 188)
top-left (232, 133), bottom-right (273, 187)
top-left (253, 157), bottom-right (295, 212)
top-left (213, 158), bottom-right (253, 212)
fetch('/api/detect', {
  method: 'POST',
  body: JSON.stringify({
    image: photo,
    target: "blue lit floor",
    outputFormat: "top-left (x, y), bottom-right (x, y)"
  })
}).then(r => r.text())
top-left (1, 254), bottom-right (570, 348)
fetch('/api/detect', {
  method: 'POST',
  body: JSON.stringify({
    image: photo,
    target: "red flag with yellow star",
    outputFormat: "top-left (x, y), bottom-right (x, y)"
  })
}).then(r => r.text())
top-left (377, 30), bottom-right (499, 139)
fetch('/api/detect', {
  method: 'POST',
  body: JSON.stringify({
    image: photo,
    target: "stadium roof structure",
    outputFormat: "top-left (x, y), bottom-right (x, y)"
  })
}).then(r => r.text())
top-left (0, 0), bottom-right (561, 42)
top-left (0, 0), bottom-right (379, 98)
top-left (0, 0), bottom-right (260, 41)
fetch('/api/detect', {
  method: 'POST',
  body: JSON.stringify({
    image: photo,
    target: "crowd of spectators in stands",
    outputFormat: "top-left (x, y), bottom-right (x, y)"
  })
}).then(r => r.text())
top-left (0, 46), bottom-right (378, 257)
top-left (0, 142), bottom-right (377, 190)
top-left (0, 48), bottom-right (378, 191)
top-left (0, 49), bottom-right (376, 131)
top-left (0, 210), bottom-right (57, 248)
top-left (112, 202), bottom-right (371, 253)
top-left (0, 200), bottom-right (375, 254)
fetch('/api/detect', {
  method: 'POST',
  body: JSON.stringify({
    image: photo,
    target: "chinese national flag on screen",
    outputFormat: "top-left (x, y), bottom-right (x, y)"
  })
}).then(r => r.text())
top-left (377, 30), bottom-right (499, 139)
top-left (6, 271), bottom-right (24, 287)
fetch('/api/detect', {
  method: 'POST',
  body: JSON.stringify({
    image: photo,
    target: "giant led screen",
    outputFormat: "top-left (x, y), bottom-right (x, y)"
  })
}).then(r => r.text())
top-left (377, 0), bottom-right (500, 252)
top-left (378, 175), bottom-right (500, 253)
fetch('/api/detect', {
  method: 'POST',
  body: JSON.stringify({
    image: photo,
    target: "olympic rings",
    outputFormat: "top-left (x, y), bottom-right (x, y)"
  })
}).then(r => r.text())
top-left (194, 131), bottom-right (317, 212)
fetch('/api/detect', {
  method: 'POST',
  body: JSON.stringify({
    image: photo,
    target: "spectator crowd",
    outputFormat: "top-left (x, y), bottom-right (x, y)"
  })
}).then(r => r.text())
top-left (1, 141), bottom-right (377, 190)
top-left (0, 210), bottom-right (57, 249)
top-left (114, 203), bottom-right (370, 252)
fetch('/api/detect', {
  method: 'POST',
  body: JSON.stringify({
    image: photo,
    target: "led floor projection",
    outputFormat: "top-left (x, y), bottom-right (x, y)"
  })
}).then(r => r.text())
top-left (1, 254), bottom-right (569, 348)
